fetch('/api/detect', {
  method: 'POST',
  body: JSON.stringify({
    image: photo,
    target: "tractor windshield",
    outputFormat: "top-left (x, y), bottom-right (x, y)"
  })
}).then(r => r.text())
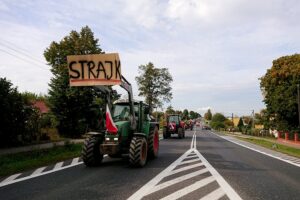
top-left (168, 116), bottom-right (179, 124)
top-left (112, 105), bottom-right (130, 122)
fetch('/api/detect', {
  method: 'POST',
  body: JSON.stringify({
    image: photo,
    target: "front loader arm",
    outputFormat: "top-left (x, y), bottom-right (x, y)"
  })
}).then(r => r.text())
top-left (120, 76), bottom-right (137, 130)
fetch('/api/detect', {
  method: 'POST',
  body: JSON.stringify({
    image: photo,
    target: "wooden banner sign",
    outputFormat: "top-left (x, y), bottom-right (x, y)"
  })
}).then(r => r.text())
top-left (67, 53), bottom-right (121, 86)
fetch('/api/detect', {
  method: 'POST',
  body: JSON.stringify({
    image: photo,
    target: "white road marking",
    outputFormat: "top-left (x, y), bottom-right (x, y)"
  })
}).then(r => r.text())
top-left (0, 155), bottom-right (107, 188)
top-left (168, 163), bottom-right (204, 176)
top-left (178, 158), bottom-right (201, 165)
top-left (194, 150), bottom-right (242, 200)
top-left (210, 131), bottom-right (300, 168)
top-left (1, 173), bottom-right (21, 183)
top-left (31, 166), bottom-right (46, 176)
top-left (186, 154), bottom-right (198, 158)
top-left (128, 131), bottom-right (242, 200)
top-left (146, 168), bottom-right (209, 195)
top-left (160, 176), bottom-right (215, 200)
top-left (127, 150), bottom-right (192, 200)
top-left (200, 187), bottom-right (225, 200)
top-left (71, 157), bottom-right (80, 165)
top-left (54, 161), bottom-right (64, 170)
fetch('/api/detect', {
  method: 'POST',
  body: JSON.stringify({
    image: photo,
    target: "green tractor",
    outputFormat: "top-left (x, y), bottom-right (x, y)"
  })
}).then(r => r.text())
top-left (81, 76), bottom-right (159, 167)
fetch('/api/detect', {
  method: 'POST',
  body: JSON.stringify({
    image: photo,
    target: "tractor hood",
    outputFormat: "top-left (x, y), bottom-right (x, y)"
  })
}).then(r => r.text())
top-left (114, 121), bottom-right (131, 136)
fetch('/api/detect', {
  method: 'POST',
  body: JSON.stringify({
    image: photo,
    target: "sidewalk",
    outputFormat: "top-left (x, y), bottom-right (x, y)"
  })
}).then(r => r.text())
top-left (0, 139), bottom-right (84, 156)
top-left (222, 131), bottom-right (300, 149)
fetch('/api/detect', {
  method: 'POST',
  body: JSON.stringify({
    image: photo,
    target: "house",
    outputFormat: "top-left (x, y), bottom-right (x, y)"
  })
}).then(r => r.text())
top-left (32, 100), bottom-right (49, 114)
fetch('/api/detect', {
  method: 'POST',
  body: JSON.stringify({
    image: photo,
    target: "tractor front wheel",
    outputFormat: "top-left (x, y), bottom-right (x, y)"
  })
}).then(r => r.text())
top-left (129, 137), bottom-right (148, 167)
top-left (148, 126), bottom-right (159, 159)
top-left (178, 128), bottom-right (183, 139)
top-left (82, 136), bottom-right (103, 166)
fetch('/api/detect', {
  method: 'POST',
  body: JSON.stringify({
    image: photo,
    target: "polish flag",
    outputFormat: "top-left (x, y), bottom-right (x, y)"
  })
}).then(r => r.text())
top-left (106, 104), bottom-right (118, 134)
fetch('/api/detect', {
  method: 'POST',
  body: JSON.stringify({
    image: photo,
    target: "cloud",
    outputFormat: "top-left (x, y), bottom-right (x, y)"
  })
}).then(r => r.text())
top-left (0, 0), bottom-right (299, 115)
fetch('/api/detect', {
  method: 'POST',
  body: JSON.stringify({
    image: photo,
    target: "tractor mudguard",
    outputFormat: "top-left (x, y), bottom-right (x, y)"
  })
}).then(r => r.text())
top-left (133, 133), bottom-right (147, 138)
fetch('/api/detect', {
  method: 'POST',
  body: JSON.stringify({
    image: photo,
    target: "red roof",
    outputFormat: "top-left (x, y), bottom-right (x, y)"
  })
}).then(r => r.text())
top-left (32, 100), bottom-right (49, 114)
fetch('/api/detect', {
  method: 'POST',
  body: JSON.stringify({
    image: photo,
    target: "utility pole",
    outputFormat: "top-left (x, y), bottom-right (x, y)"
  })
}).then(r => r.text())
top-left (252, 110), bottom-right (255, 128)
top-left (298, 84), bottom-right (300, 127)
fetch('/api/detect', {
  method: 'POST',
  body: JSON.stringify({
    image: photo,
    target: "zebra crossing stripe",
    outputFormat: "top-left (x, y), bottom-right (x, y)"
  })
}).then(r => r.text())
top-left (199, 187), bottom-right (225, 200)
top-left (179, 158), bottom-right (201, 165)
top-left (159, 176), bottom-right (215, 200)
top-left (146, 168), bottom-right (209, 196)
top-left (168, 163), bottom-right (204, 176)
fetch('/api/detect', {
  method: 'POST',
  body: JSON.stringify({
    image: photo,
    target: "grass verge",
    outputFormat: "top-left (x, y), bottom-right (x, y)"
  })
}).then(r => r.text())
top-left (0, 143), bottom-right (82, 177)
top-left (237, 137), bottom-right (300, 158)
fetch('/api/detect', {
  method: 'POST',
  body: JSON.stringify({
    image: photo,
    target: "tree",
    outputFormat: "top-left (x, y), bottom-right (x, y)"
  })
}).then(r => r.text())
top-left (0, 78), bottom-right (40, 147)
top-left (189, 111), bottom-right (200, 119)
top-left (260, 54), bottom-right (300, 131)
top-left (44, 26), bottom-right (109, 137)
top-left (182, 109), bottom-right (189, 120)
top-left (237, 117), bottom-right (244, 131)
top-left (210, 113), bottom-right (226, 130)
top-left (165, 106), bottom-right (175, 114)
top-left (204, 109), bottom-right (212, 120)
top-left (135, 62), bottom-right (173, 113)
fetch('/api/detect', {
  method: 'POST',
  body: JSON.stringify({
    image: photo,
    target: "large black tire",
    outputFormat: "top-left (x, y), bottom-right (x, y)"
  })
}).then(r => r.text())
top-left (178, 128), bottom-right (183, 139)
top-left (82, 136), bottom-right (103, 166)
top-left (148, 126), bottom-right (159, 159)
top-left (129, 137), bottom-right (148, 167)
top-left (163, 127), bottom-right (168, 139)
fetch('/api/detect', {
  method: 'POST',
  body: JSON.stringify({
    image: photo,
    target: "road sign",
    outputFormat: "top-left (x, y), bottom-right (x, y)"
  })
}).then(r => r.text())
top-left (67, 53), bottom-right (121, 86)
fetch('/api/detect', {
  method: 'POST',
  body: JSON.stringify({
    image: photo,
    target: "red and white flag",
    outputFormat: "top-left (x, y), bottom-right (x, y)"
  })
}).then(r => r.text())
top-left (106, 104), bottom-right (118, 134)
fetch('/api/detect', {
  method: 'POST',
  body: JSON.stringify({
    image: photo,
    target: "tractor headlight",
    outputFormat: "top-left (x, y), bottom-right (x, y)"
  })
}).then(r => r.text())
top-left (105, 137), bottom-right (110, 141)
top-left (114, 138), bottom-right (118, 141)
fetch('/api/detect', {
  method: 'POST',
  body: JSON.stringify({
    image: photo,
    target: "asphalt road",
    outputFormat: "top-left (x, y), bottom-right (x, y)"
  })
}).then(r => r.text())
top-left (0, 129), bottom-right (300, 200)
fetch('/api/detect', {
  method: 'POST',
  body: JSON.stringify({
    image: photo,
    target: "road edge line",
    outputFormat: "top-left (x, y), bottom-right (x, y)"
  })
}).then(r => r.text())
top-left (210, 131), bottom-right (300, 168)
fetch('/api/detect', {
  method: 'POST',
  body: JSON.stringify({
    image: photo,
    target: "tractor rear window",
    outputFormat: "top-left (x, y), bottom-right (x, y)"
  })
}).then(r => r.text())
top-left (168, 116), bottom-right (179, 124)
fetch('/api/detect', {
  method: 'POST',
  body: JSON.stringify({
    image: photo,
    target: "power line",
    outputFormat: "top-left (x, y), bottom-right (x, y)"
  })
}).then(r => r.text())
top-left (0, 49), bottom-right (49, 71)
top-left (0, 39), bottom-right (46, 65)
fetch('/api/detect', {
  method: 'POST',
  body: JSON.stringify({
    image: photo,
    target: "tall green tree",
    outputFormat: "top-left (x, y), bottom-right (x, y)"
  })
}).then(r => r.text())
top-left (210, 113), bottom-right (226, 130)
top-left (166, 106), bottom-right (175, 114)
top-left (135, 62), bottom-right (173, 113)
top-left (182, 109), bottom-right (189, 120)
top-left (260, 54), bottom-right (300, 131)
top-left (204, 109), bottom-right (212, 120)
top-left (189, 111), bottom-right (200, 119)
top-left (0, 78), bottom-right (40, 147)
top-left (44, 26), bottom-right (107, 137)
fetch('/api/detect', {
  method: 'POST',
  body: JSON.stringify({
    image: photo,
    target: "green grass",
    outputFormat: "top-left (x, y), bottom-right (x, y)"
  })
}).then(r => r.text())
top-left (0, 143), bottom-right (82, 177)
top-left (237, 137), bottom-right (300, 158)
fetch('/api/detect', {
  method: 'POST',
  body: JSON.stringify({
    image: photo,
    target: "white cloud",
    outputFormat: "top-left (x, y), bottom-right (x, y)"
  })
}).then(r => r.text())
top-left (0, 0), bottom-right (299, 115)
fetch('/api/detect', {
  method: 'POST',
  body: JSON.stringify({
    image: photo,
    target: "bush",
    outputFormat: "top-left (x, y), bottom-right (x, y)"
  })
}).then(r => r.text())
top-left (210, 121), bottom-right (225, 130)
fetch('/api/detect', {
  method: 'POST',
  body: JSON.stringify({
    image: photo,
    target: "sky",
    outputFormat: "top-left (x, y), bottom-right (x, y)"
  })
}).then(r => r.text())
top-left (0, 0), bottom-right (300, 117)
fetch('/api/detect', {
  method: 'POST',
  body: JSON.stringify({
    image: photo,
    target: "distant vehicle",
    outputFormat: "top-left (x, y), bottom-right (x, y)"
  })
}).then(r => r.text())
top-left (202, 126), bottom-right (211, 130)
top-left (163, 114), bottom-right (185, 139)
top-left (196, 121), bottom-right (201, 127)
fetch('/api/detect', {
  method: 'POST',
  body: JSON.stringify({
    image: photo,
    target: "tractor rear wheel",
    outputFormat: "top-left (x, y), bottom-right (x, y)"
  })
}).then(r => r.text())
top-left (148, 126), bottom-right (159, 159)
top-left (178, 128), bottom-right (183, 139)
top-left (82, 136), bottom-right (103, 166)
top-left (129, 137), bottom-right (148, 167)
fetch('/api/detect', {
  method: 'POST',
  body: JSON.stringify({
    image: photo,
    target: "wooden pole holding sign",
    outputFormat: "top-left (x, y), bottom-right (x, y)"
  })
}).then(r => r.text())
top-left (67, 53), bottom-right (121, 86)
